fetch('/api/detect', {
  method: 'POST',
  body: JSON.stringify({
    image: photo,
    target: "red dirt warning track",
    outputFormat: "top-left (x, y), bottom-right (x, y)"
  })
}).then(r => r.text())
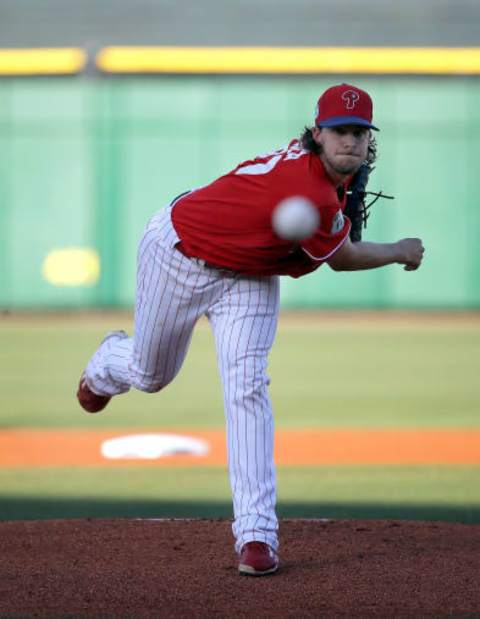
top-left (1, 429), bottom-right (480, 466)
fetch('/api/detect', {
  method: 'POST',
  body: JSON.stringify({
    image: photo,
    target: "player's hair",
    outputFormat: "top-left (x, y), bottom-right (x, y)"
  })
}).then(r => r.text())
top-left (300, 126), bottom-right (378, 166)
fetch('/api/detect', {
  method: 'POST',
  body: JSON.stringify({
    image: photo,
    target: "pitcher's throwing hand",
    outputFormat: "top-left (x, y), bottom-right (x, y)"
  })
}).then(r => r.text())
top-left (397, 238), bottom-right (425, 271)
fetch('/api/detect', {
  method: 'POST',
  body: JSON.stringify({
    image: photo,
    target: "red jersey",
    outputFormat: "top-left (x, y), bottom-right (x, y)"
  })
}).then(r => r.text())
top-left (171, 139), bottom-right (351, 278)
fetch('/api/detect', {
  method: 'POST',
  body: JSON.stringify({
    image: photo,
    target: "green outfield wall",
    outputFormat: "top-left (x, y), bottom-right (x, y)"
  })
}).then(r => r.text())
top-left (1, 76), bottom-right (479, 309)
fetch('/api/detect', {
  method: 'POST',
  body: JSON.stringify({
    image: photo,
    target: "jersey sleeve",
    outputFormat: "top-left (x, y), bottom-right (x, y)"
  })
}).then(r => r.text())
top-left (300, 206), bottom-right (351, 262)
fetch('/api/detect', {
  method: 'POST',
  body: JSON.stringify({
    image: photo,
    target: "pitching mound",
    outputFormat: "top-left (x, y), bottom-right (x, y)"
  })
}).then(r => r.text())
top-left (1, 518), bottom-right (479, 618)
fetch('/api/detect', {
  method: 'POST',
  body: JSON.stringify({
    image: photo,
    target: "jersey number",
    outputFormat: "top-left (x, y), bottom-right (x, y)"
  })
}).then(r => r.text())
top-left (234, 143), bottom-right (307, 176)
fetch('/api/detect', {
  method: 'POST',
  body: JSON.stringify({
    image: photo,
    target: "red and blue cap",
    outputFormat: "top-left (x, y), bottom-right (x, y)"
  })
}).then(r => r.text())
top-left (315, 83), bottom-right (379, 131)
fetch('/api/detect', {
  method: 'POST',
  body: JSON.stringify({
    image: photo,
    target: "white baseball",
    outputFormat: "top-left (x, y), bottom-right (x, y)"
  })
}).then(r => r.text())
top-left (271, 196), bottom-right (320, 241)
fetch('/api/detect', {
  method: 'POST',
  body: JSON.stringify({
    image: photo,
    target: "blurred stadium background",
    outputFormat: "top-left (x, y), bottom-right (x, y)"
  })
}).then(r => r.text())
top-left (0, 0), bottom-right (479, 523)
top-left (1, 0), bottom-right (480, 310)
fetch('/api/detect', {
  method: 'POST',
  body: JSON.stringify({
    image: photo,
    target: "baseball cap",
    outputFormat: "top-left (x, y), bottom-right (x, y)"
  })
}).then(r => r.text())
top-left (315, 83), bottom-right (379, 131)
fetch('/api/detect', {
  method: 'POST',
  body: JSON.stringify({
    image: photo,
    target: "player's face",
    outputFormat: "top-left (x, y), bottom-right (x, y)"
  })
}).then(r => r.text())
top-left (313, 125), bottom-right (370, 179)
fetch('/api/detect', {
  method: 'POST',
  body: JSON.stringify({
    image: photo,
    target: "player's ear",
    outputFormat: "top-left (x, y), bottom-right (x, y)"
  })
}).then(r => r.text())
top-left (311, 126), bottom-right (322, 141)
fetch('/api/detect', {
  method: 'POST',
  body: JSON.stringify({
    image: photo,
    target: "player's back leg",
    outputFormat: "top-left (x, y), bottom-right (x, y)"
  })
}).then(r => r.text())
top-left (78, 206), bottom-right (225, 408)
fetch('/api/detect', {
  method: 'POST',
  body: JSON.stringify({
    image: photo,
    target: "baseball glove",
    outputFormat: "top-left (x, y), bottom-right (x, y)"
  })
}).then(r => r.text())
top-left (344, 163), bottom-right (394, 242)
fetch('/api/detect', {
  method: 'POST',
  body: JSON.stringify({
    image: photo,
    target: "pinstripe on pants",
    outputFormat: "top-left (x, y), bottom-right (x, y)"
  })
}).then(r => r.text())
top-left (85, 205), bottom-right (280, 552)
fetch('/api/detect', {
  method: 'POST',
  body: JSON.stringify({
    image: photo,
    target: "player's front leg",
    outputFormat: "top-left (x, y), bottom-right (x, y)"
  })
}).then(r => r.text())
top-left (208, 274), bottom-right (281, 574)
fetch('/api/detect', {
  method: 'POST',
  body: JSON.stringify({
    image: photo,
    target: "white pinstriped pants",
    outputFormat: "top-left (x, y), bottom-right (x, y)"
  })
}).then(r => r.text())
top-left (85, 205), bottom-right (280, 552)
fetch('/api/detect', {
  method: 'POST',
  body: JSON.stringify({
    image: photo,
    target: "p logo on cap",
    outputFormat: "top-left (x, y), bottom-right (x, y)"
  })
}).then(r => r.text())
top-left (341, 90), bottom-right (360, 110)
top-left (315, 83), bottom-right (379, 131)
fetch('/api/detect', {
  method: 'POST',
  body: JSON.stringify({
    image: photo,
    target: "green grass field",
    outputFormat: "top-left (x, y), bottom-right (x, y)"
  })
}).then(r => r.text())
top-left (1, 311), bottom-right (479, 522)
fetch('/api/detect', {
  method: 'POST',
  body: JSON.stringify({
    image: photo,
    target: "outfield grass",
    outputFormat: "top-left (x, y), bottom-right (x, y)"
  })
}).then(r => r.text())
top-left (1, 312), bottom-right (479, 429)
top-left (1, 311), bottom-right (479, 523)
top-left (1, 466), bottom-right (479, 523)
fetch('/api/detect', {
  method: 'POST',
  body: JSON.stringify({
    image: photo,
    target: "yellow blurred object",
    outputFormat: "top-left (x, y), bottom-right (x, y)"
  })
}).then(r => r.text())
top-left (0, 48), bottom-right (86, 75)
top-left (96, 46), bottom-right (480, 75)
top-left (2, 46), bottom-right (479, 76)
top-left (42, 248), bottom-right (100, 287)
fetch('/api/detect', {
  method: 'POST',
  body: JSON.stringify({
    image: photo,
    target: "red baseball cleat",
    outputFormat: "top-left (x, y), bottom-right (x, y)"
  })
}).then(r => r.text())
top-left (238, 541), bottom-right (279, 576)
top-left (76, 374), bottom-right (111, 413)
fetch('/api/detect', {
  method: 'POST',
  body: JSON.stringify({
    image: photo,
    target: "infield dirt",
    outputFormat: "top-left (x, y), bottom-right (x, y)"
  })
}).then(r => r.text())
top-left (1, 428), bottom-right (480, 466)
top-left (1, 518), bottom-right (479, 618)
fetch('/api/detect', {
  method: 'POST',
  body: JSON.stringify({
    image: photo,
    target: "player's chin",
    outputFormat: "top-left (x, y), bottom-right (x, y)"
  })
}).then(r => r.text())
top-left (333, 157), bottom-right (361, 175)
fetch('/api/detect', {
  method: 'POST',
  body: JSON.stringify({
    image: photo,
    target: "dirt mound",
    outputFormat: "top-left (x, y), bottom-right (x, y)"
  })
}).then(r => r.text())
top-left (1, 518), bottom-right (479, 618)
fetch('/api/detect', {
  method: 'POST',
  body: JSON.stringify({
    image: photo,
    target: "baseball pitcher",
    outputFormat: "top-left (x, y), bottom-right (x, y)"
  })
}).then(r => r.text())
top-left (77, 83), bottom-right (425, 576)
